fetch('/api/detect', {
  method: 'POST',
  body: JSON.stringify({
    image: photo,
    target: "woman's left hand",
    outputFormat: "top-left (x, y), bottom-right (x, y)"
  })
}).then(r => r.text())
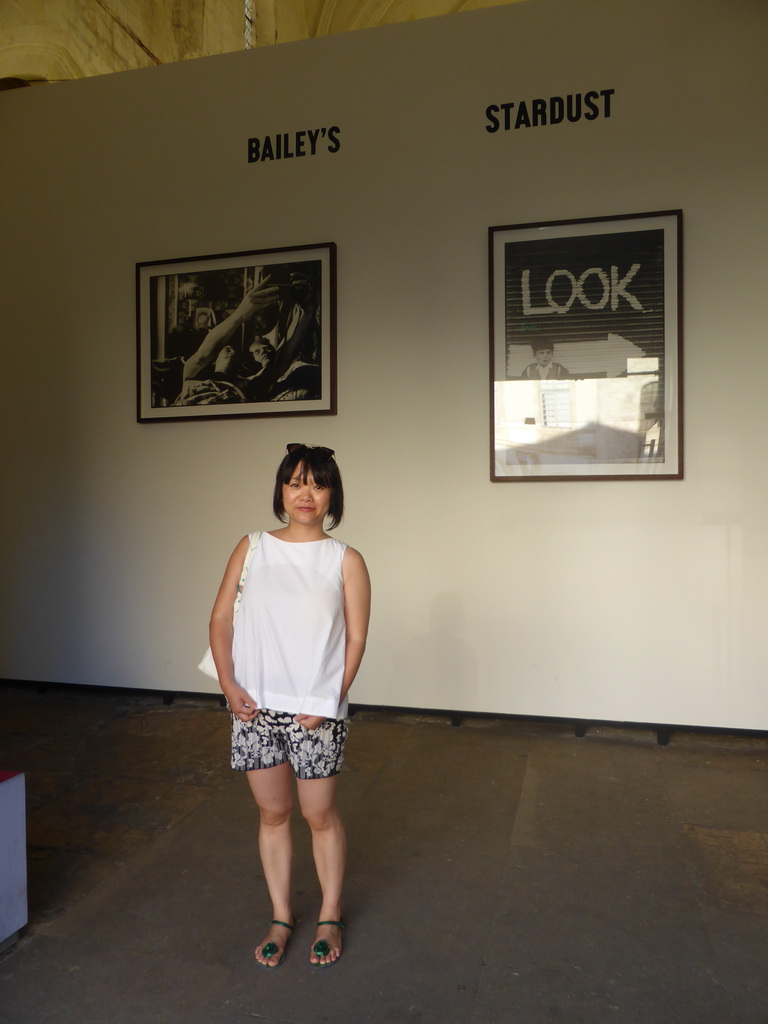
top-left (294, 714), bottom-right (327, 731)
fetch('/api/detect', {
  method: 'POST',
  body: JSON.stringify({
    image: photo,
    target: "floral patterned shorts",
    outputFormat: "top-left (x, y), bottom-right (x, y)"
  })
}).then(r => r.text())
top-left (231, 708), bottom-right (349, 779)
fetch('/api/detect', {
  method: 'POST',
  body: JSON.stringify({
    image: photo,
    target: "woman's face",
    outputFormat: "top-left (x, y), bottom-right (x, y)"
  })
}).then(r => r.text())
top-left (282, 464), bottom-right (331, 527)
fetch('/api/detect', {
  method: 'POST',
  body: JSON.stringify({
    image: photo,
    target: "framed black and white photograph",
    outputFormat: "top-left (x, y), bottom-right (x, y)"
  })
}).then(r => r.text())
top-left (489, 212), bottom-right (682, 481)
top-left (137, 243), bottom-right (336, 421)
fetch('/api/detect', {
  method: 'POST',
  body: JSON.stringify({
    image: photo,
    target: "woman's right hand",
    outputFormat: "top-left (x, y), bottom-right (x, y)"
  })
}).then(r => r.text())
top-left (224, 684), bottom-right (259, 722)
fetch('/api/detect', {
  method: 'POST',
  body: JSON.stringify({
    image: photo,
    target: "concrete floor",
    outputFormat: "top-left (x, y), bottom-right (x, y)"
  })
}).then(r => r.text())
top-left (0, 683), bottom-right (767, 1024)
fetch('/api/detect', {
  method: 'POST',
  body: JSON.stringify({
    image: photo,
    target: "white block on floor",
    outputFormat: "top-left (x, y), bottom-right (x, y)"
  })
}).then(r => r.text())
top-left (0, 771), bottom-right (28, 947)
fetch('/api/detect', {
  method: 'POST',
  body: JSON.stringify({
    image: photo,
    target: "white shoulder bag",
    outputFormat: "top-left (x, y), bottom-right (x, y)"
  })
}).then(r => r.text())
top-left (198, 531), bottom-right (262, 680)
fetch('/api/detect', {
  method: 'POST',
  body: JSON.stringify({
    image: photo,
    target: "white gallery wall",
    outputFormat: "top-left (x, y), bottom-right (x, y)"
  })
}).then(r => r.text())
top-left (1, 0), bottom-right (767, 730)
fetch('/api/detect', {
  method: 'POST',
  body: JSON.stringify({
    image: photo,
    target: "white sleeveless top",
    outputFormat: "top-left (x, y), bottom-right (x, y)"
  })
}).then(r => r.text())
top-left (232, 532), bottom-right (348, 719)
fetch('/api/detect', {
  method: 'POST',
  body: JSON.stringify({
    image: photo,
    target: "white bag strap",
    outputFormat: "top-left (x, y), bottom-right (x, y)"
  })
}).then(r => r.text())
top-left (232, 531), bottom-right (261, 622)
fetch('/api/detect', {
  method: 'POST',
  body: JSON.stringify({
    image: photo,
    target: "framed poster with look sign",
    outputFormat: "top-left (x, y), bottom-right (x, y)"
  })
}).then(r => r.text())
top-left (489, 211), bottom-right (682, 481)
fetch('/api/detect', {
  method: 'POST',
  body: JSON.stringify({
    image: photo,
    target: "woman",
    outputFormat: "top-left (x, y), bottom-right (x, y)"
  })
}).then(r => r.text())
top-left (209, 443), bottom-right (371, 970)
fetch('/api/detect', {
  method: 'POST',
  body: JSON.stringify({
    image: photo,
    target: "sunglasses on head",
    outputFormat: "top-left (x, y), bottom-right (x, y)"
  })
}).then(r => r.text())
top-left (286, 443), bottom-right (335, 461)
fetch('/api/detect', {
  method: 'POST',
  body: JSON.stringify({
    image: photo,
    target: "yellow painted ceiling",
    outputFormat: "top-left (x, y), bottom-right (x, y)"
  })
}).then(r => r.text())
top-left (0, 0), bottom-right (530, 85)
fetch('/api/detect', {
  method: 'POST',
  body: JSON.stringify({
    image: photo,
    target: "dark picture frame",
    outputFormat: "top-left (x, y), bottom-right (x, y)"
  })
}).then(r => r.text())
top-left (137, 243), bottom-right (336, 421)
top-left (489, 212), bottom-right (682, 481)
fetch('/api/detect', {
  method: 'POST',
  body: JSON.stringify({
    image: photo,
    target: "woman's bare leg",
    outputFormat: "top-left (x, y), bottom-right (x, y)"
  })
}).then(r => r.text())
top-left (297, 774), bottom-right (346, 965)
top-left (246, 762), bottom-right (295, 966)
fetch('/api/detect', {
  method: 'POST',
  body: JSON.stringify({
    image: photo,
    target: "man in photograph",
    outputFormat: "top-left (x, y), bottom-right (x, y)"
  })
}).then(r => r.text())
top-left (520, 339), bottom-right (570, 380)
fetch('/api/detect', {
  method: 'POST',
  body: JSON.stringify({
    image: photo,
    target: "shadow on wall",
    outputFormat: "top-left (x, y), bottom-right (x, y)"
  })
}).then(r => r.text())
top-left (393, 592), bottom-right (479, 710)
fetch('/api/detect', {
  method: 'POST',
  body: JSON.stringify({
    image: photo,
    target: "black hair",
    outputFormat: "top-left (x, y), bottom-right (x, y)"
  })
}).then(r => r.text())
top-left (531, 339), bottom-right (554, 353)
top-left (272, 448), bottom-right (344, 529)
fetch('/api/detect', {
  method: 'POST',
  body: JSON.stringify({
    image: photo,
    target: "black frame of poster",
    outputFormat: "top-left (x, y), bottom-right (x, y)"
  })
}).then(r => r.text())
top-left (137, 242), bottom-right (336, 422)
